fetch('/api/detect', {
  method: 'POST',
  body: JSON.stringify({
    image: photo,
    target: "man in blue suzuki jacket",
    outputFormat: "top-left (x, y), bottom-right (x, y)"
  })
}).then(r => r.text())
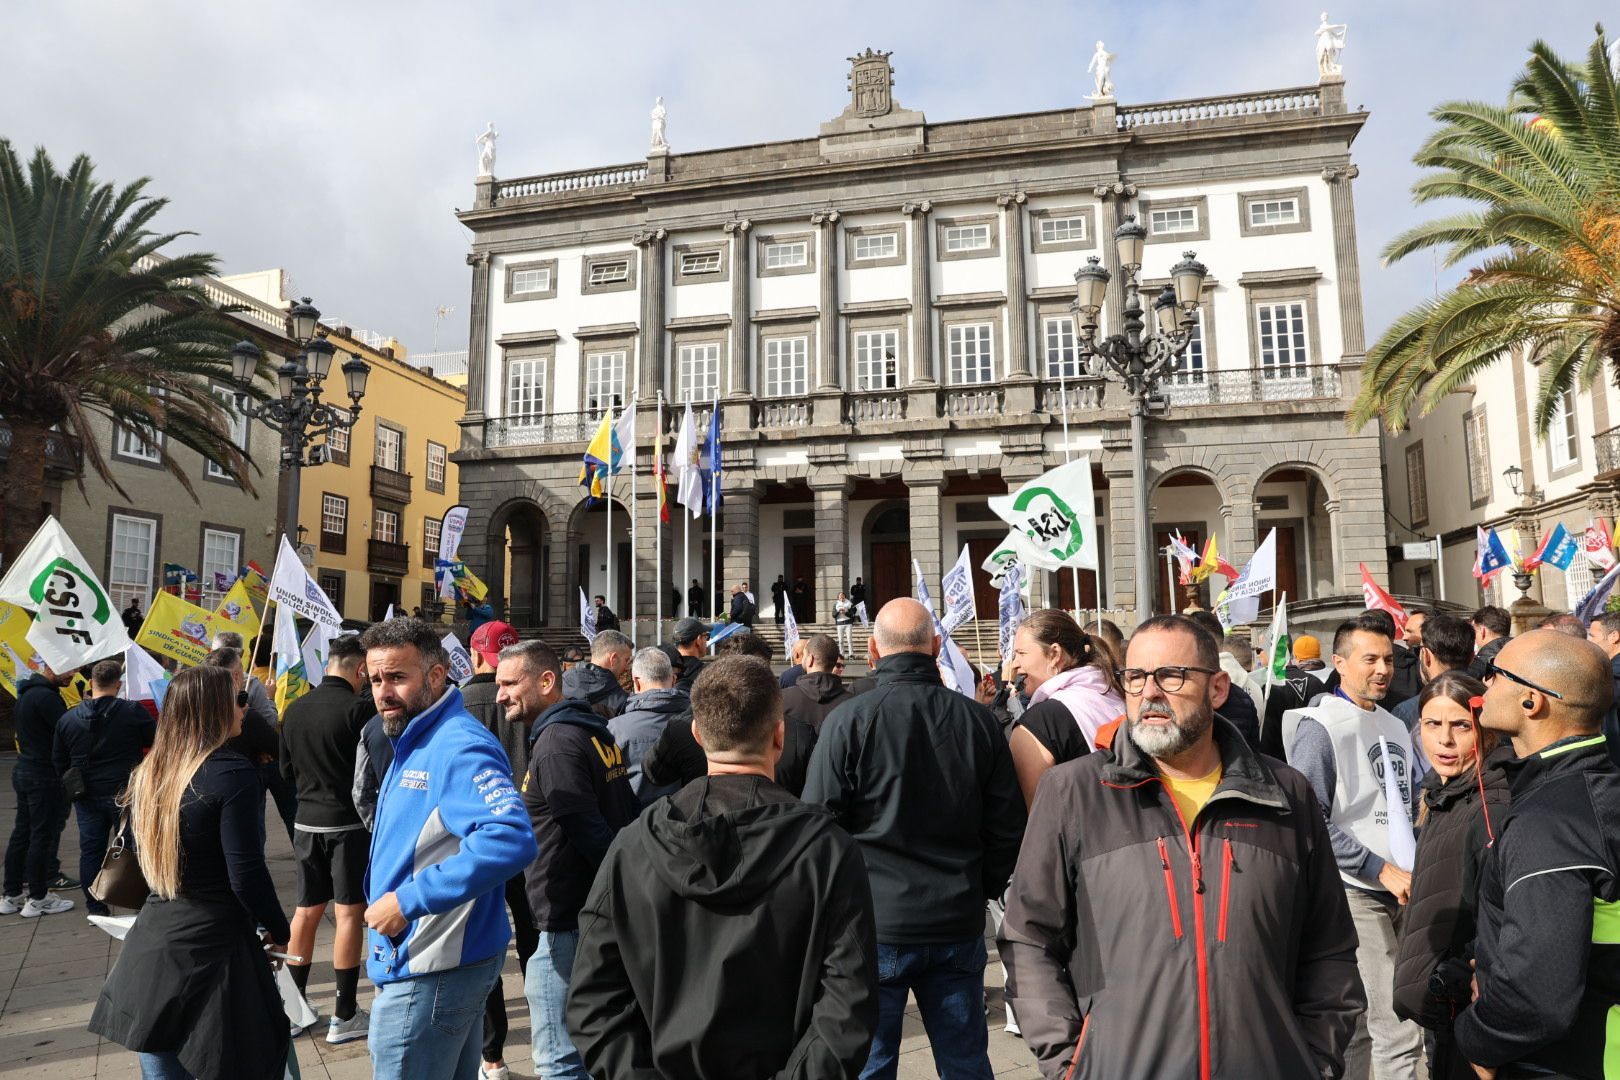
top-left (358, 618), bottom-right (536, 1080)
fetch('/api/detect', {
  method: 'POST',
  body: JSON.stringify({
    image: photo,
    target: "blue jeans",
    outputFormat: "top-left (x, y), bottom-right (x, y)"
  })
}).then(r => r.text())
top-left (861, 938), bottom-right (993, 1080)
top-left (138, 1051), bottom-right (195, 1079)
top-left (369, 955), bottom-right (500, 1080)
top-left (3, 764), bottom-right (65, 900)
top-left (75, 795), bottom-right (120, 915)
top-left (524, 930), bottom-right (589, 1079)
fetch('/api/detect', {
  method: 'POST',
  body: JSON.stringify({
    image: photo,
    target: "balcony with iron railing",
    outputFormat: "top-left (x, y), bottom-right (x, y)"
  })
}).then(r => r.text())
top-left (370, 464), bottom-right (414, 504)
top-left (0, 422), bottom-right (82, 478)
top-left (1594, 424), bottom-right (1620, 479)
top-left (367, 538), bottom-right (411, 576)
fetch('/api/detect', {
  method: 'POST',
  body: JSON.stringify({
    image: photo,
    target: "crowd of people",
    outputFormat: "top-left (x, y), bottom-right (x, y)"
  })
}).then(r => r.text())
top-left (6, 592), bottom-right (1620, 1080)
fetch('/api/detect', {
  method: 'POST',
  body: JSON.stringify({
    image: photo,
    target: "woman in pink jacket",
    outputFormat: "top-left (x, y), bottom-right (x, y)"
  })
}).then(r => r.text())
top-left (1007, 609), bottom-right (1125, 807)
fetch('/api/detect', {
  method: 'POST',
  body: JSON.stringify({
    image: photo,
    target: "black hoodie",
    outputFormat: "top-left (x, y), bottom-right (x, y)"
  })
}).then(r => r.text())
top-left (52, 694), bottom-right (156, 797)
top-left (562, 662), bottom-right (629, 721)
top-left (567, 775), bottom-right (878, 1079)
top-left (523, 698), bottom-right (641, 930)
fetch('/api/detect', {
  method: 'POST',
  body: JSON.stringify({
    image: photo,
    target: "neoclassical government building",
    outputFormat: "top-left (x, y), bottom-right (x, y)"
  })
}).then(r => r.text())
top-left (451, 51), bottom-right (1384, 630)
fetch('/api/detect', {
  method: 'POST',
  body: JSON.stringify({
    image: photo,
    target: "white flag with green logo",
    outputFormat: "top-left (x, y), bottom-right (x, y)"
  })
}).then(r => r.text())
top-left (0, 517), bottom-right (131, 672)
top-left (1264, 593), bottom-right (1290, 695)
top-left (988, 457), bottom-right (1099, 570)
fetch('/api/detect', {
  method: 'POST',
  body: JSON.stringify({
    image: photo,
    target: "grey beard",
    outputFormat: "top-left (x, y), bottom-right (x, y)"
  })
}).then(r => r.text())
top-left (383, 713), bottom-right (409, 738)
top-left (1130, 703), bottom-right (1212, 760)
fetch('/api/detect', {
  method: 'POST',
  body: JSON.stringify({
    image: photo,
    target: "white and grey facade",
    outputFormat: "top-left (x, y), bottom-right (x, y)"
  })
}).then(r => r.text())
top-left (452, 54), bottom-right (1384, 629)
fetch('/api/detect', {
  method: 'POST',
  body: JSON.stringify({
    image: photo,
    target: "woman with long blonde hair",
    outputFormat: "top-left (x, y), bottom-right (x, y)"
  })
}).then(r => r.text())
top-left (89, 664), bottom-right (291, 1080)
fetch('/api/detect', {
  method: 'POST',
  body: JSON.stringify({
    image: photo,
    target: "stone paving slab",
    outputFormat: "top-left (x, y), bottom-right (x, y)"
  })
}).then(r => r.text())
top-left (0, 753), bottom-right (1039, 1077)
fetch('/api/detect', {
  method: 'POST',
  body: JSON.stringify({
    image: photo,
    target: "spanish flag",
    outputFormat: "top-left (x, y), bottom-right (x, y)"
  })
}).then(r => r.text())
top-left (653, 430), bottom-right (670, 524)
top-left (579, 410), bottom-right (622, 501)
top-left (1189, 535), bottom-right (1239, 583)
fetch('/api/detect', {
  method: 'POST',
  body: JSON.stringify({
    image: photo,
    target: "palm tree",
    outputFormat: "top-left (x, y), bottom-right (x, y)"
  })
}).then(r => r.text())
top-left (0, 142), bottom-right (269, 563)
top-left (1350, 26), bottom-right (1620, 437)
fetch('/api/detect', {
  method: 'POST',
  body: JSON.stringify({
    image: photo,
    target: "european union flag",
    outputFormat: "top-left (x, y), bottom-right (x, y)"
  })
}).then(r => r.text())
top-left (702, 400), bottom-right (722, 517)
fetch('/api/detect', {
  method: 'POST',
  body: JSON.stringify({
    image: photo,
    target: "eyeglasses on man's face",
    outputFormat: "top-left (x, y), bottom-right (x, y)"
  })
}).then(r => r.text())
top-left (1115, 665), bottom-right (1220, 696)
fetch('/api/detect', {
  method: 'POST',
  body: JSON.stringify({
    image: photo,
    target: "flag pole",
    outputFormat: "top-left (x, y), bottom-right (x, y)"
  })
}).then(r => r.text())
top-left (709, 397), bottom-right (719, 645)
top-left (655, 391), bottom-right (663, 636)
top-left (605, 403), bottom-right (613, 641)
top-left (1055, 326), bottom-right (1083, 615)
top-left (629, 394), bottom-right (639, 647)
top-left (1166, 545), bottom-right (1178, 615)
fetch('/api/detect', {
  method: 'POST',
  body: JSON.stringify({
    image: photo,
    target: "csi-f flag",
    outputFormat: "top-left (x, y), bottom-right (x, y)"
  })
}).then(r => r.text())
top-left (1263, 594), bottom-right (1290, 693)
top-left (268, 536), bottom-right (342, 629)
top-left (0, 516), bottom-right (131, 673)
top-left (940, 545), bottom-right (976, 635)
top-left (989, 457), bottom-right (1099, 570)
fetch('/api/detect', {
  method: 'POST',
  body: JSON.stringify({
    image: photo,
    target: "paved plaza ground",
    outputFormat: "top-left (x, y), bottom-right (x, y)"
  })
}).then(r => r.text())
top-left (0, 754), bottom-right (1036, 1078)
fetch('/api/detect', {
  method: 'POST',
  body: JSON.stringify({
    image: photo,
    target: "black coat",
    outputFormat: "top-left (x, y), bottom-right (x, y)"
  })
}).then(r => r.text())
top-left (1385, 643), bottom-right (1423, 710)
top-left (641, 700), bottom-right (818, 798)
top-left (13, 672), bottom-right (67, 772)
top-left (1465, 635), bottom-right (1508, 682)
top-left (52, 695), bottom-right (155, 797)
top-left (562, 663), bottom-right (629, 721)
top-left (567, 775), bottom-right (877, 1079)
top-left (729, 592), bottom-right (756, 627)
top-left (782, 672), bottom-right (852, 735)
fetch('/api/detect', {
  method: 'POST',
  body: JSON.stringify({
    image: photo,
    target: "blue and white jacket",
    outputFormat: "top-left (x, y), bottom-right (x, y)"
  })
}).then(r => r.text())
top-left (365, 685), bottom-right (536, 985)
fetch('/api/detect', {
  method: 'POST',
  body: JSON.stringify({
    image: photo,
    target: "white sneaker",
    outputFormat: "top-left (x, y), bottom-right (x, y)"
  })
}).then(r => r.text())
top-left (0, 895), bottom-right (22, 915)
top-left (21, 895), bottom-right (74, 918)
top-left (326, 1008), bottom-right (369, 1044)
top-left (479, 1065), bottom-right (510, 1080)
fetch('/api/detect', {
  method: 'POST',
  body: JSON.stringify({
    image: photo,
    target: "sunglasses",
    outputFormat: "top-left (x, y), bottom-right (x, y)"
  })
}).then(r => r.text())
top-left (1482, 658), bottom-right (1564, 700)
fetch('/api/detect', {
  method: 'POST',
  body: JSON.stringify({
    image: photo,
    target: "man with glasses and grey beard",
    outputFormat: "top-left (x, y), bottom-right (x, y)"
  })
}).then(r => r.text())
top-left (1001, 614), bottom-right (1361, 1079)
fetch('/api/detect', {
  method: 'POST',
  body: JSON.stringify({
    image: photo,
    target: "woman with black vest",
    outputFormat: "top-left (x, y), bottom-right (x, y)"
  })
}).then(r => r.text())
top-left (1392, 671), bottom-right (1510, 1079)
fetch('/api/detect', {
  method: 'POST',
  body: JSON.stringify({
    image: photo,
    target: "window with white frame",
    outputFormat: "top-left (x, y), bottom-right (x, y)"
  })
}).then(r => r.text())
top-left (852, 232), bottom-right (898, 261)
top-left (679, 250), bottom-right (721, 276)
top-left (200, 529), bottom-right (239, 606)
top-left (426, 441), bottom-right (447, 493)
top-left (1549, 386), bottom-right (1580, 469)
top-left (584, 351), bottom-right (627, 414)
top-left (1170, 310), bottom-right (1208, 385)
top-left (375, 424), bottom-right (403, 471)
top-left (374, 508), bottom-right (399, 544)
top-left (321, 494), bottom-right (348, 540)
top-left (116, 400), bottom-right (162, 462)
top-left (947, 323), bottom-right (994, 385)
top-left (762, 337), bottom-right (808, 398)
top-left (206, 385), bottom-right (248, 479)
top-left (1150, 206), bottom-right (1199, 235)
top-left (762, 241), bottom-right (808, 270)
top-left (1464, 408), bottom-right (1493, 505)
top-left (678, 343), bottom-right (720, 402)
top-left (587, 260), bottom-right (629, 287)
top-left (1039, 216), bottom-right (1088, 245)
top-left (506, 356), bottom-right (546, 419)
top-left (109, 514), bottom-right (156, 611)
top-left (1247, 197), bottom-right (1300, 228)
top-left (1043, 316), bottom-right (1079, 380)
top-left (510, 266), bottom-right (552, 295)
top-left (942, 223), bottom-right (991, 253)
top-left (326, 422), bottom-right (349, 456)
top-left (424, 516), bottom-right (441, 559)
top-left (854, 330), bottom-right (900, 390)
top-left (1256, 301), bottom-right (1310, 377)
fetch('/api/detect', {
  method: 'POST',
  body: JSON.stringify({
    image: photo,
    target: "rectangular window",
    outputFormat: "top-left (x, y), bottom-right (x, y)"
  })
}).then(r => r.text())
top-left (321, 493), bottom-right (347, 554)
top-left (375, 424), bottom-right (403, 471)
top-left (942, 224), bottom-right (991, 253)
top-left (947, 323), bottom-right (994, 385)
top-left (326, 421), bottom-right (349, 457)
top-left (1414, 566), bottom-right (1435, 600)
top-left (1464, 409), bottom-right (1493, 505)
top-left (677, 343), bottom-right (720, 402)
top-left (318, 571), bottom-right (343, 608)
top-left (374, 509), bottom-right (399, 544)
top-left (506, 357), bottom-right (546, 419)
top-left (678, 251), bottom-right (721, 276)
top-left (510, 266), bottom-right (552, 295)
top-left (1039, 216), bottom-right (1088, 244)
top-left (1171, 310), bottom-right (1208, 385)
top-left (1406, 442), bottom-right (1429, 527)
top-left (1043, 316), bottom-right (1078, 380)
top-left (1549, 386), bottom-right (1580, 469)
top-left (1247, 198), bottom-right (1300, 228)
top-left (583, 351), bottom-right (627, 414)
top-left (854, 330), bottom-right (900, 391)
top-left (1256, 302), bottom-right (1310, 377)
top-left (587, 260), bottom-right (629, 287)
top-left (426, 441), bottom-right (447, 493)
top-left (852, 232), bottom-right (899, 261)
top-left (762, 241), bottom-right (808, 270)
top-left (762, 337), bottom-right (809, 398)
top-left (116, 419), bottom-right (161, 462)
top-left (109, 514), bottom-right (156, 611)
top-left (200, 529), bottom-right (239, 607)
top-left (423, 517), bottom-right (442, 567)
top-left (206, 386), bottom-right (248, 480)
top-left (1150, 206), bottom-right (1199, 235)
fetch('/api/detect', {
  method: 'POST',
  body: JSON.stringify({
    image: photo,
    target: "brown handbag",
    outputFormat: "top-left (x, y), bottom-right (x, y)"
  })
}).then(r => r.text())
top-left (90, 815), bottom-right (151, 910)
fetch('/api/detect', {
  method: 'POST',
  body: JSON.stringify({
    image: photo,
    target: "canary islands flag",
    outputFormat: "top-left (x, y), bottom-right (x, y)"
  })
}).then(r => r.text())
top-left (579, 410), bottom-right (623, 501)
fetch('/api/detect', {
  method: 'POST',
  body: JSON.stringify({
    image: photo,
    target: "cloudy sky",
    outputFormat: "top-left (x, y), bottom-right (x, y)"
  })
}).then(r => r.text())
top-left (5, 1), bottom-right (1613, 358)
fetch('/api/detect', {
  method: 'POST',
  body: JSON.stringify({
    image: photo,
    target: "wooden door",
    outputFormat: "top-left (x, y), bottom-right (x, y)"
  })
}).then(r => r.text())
top-left (789, 541), bottom-right (816, 621)
top-left (965, 536), bottom-right (1003, 618)
top-left (616, 541), bottom-right (632, 617)
top-left (1272, 525), bottom-right (1299, 606)
top-left (369, 580), bottom-right (401, 623)
top-left (870, 540), bottom-right (912, 611)
top-left (1055, 566), bottom-right (1101, 612)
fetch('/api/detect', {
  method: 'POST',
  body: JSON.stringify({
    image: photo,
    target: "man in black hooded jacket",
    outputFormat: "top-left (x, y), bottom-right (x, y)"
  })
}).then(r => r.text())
top-left (568, 655), bottom-right (877, 1078)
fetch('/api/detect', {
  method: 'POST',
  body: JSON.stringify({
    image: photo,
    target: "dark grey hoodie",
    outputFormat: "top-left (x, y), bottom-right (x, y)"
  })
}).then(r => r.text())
top-left (608, 686), bottom-right (690, 805)
top-left (562, 662), bottom-right (629, 720)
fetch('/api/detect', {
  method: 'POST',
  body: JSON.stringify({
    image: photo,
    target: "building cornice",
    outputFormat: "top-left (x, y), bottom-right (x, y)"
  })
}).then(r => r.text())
top-left (573, 322), bottom-right (640, 339)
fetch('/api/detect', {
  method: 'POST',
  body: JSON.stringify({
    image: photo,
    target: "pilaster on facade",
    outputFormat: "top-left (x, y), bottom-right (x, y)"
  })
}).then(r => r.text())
top-left (631, 229), bottom-right (668, 400)
top-left (811, 474), bottom-right (853, 624)
top-left (463, 252), bottom-right (493, 437)
top-left (719, 480), bottom-right (761, 610)
top-left (1322, 165), bottom-right (1365, 358)
top-left (634, 481), bottom-right (676, 619)
top-left (1104, 461), bottom-right (1139, 611)
top-left (724, 219), bottom-right (753, 398)
top-left (901, 200), bottom-right (934, 386)
top-left (905, 470), bottom-right (946, 611)
top-left (810, 209), bottom-right (841, 391)
top-left (998, 190), bottom-right (1032, 381)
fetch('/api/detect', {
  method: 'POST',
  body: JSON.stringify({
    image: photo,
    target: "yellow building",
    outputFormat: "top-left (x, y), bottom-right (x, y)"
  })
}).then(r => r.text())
top-left (299, 328), bottom-right (465, 623)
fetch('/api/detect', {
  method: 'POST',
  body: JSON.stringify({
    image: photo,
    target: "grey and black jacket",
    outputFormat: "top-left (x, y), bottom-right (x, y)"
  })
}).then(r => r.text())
top-left (999, 716), bottom-right (1364, 1080)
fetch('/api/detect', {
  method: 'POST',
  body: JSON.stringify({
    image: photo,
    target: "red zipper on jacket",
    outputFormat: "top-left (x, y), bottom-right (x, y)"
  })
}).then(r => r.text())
top-left (1160, 780), bottom-right (1212, 1080)
top-left (1157, 837), bottom-right (1183, 939)
top-left (1217, 838), bottom-right (1233, 944)
top-left (1063, 1014), bottom-right (1092, 1080)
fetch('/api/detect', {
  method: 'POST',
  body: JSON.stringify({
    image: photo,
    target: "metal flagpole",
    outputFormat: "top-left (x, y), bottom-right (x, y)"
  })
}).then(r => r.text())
top-left (655, 392), bottom-right (663, 636)
top-left (604, 403), bottom-right (613, 642)
top-left (1166, 545), bottom-right (1178, 615)
top-left (1057, 335), bottom-right (1083, 614)
top-left (628, 394), bottom-right (639, 647)
top-left (708, 398), bottom-right (719, 645)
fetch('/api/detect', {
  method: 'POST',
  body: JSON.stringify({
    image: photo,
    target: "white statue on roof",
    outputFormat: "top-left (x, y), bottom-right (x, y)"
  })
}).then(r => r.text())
top-left (1316, 12), bottom-right (1348, 77)
top-left (650, 97), bottom-right (669, 152)
top-left (1087, 41), bottom-right (1115, 100)
top-left (476, 121), bottom-right (498, 177)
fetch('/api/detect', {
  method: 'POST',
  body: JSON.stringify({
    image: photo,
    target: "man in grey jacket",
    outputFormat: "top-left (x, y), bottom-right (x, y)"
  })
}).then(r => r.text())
top-left (610, 647), bottom-right (689, 806)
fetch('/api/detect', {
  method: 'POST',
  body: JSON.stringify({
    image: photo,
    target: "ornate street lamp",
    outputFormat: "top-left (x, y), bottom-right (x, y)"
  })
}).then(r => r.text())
top-left (1074, 217), bottom-right (1210, 618)
top-left (228, 297), bottom-right (371, 546)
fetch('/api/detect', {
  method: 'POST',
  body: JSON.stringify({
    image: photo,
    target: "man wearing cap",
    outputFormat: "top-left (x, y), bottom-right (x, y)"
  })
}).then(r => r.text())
top-left (464, 621), bottom-right (535, 1080)
top-left (669, 617), bottom-right (711, 694)
top-left (1260, 633), bottom-right (1339, 758)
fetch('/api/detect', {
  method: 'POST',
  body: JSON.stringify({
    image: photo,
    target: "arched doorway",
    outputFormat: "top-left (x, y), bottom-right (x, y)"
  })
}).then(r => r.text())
top-left (1149, 470), bottom-right (1226, 614)
top-left (1255, 465), bottom-right (1338, 601)
top-left (863, 502), bottom-right (912, 611)
top-left (568, 497), bottom-right (634, 622)
top-left (487, 499), bottom-right (549, 626)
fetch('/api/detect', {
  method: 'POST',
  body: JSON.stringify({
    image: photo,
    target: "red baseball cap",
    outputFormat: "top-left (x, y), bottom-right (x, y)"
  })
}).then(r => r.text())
top-left (469, 621), bottom-right (519, 666)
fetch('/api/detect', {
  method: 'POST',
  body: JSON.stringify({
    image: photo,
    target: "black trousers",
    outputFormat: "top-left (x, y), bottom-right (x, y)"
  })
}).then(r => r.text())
top-left (482, 873), bottom-right (539, 1062)
top-left (3, 764), bottom-right (65, 900)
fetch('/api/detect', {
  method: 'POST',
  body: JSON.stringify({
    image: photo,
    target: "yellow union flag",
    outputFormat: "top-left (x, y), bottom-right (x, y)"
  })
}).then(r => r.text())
top-left (136, 591), bottom-right (218, 668)
top-left (0, 600), bottom-right (81, 706)
top-left (213, 579), bottom-right (261, 642)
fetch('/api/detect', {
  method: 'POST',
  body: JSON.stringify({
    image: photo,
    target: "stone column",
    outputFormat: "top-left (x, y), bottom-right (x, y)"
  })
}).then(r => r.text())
top-left (719, 478), bottom-right (760, 612)
top-left (724, 218), bottom-right (753, 397)
top-left (1222, 480), bottom-right (1258, 584)
top-left (634, 479), bottom-right (676, 624)
top-left (1093, 179), bottom-right (1137, 337)
top-left (1322, 165), bottom-right (1366, 358)
top-left (548, 521), bottom-right (573, 632)
top-left (998, 191), bottom-right (1031, 379)
top-left (1103, 459), bottom-right (1139, 615)
top-left (462, 252), bottom-right (493, 447)
top-left (631, 229), bottom-right (667, 400)
top-left (810, 210), bottom-right (842, 389)
top-left (905, 469), bottom-right (945, 613)
top-left (902, 200), bottom-right (935, 385)
top-left (811, 473), bottom-right (852, 623)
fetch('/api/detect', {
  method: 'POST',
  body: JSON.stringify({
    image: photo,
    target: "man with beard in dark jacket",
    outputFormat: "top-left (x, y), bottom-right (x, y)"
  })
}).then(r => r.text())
top-left (497, 639), bottom-right (639, 1080)
top-left (1455, 630), bottom-right (1620, 1078)
top-left (804, 598), bottom-right (1025, 1079)
top-left (783, 634), bottom-right (850, 735)
top-left (1000, 614), bottom-right (1363, 1079)
top-left (610, 647), bottom-right (690, 805)
top-left (562, 630), bottom-right (631, 720)
top-left (568, 654), bottom-right (877, 1078)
